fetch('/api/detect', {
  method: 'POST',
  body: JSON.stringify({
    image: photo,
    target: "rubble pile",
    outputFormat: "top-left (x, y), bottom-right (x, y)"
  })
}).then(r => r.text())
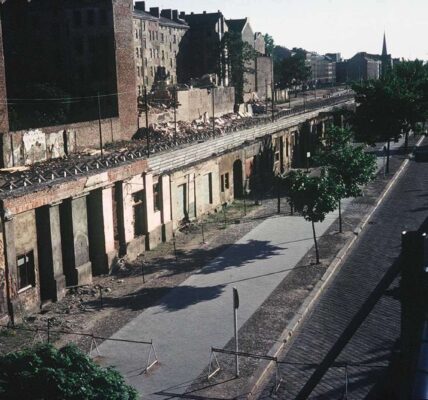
top-left (148, 113), bottom-right (251, 141)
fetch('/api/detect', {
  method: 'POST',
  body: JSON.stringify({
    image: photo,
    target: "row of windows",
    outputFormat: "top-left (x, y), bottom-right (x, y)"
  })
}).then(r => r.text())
top-left (73, 9), bottom-right (108, 28)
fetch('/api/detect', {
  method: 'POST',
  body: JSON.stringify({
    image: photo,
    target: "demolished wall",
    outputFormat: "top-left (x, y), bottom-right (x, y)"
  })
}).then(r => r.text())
top-left (2, 118), bottom-right (121, 168)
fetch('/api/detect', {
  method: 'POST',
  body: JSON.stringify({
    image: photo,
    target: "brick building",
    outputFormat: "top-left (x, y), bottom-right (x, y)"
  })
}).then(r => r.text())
top-left (133, 2), bottom-right (188, 93)
top-left (0, 0), bottom-right (138, 167)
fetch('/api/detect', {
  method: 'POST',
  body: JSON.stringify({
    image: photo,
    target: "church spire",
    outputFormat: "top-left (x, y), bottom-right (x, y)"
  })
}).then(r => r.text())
top-left (382, 32), bottom-right (388, 56)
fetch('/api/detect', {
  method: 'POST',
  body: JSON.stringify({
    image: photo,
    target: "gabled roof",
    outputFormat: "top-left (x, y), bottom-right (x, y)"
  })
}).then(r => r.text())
top-left (350, 52), bottom-right (382, 62)
top-left (184, 12), bottom-right (223, 27)
top-left (225, 18), bottom-right (247, 33)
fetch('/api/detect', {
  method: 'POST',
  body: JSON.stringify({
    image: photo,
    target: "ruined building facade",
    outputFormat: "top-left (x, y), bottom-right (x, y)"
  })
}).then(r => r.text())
top-left (178, 11), bottom-right (229, 86)
top-left (133, 2), bottom-right (188, 93)
top-left (0, 0), bottom-right (138, 168)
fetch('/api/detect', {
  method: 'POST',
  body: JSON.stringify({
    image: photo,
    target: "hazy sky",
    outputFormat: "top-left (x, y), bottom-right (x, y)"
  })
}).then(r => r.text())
top-left (144, 0), bottom-right (427, 60)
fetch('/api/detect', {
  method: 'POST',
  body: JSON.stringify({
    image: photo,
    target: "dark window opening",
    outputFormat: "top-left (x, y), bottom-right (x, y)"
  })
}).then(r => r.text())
top-left (17, 251), bottom-right (35, 290)
top-left (99, 9), bottom-right (108, 25)
top-left (73, 10), bottom-right (82, 27)
top-left (153, 183), bottom-right (161, 212)
top-left (133, 190), bottom-right (145, 236)
top-left (221, 174), bottom-right (225, 192)
top-left (225, 173), bottom-right (230, 189)
top-left (87, 9), bottom-right (95, 26)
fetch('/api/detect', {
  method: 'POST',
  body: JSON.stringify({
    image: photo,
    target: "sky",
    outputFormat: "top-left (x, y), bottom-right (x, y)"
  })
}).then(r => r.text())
top-left (144, 0), bottom-right (428, 61)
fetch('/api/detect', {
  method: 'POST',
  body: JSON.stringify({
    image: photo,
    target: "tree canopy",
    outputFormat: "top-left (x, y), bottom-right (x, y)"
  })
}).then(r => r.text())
top-left (285, 170), bottom-right (340, 263)
top-left (264, 34), bottom-right (275, 58)
top-left (352, 60), bottom-right (428, 170)
top-left (316, 126), bottom-right (377, 232)
top-left (222, 31), bottom-right (257, 103)
top-left (317, 127), bottom-right (377, 199)
top-left (0, 344), bottom-right (138, 400)
top-left (274, 49), bottom-right (311, 90)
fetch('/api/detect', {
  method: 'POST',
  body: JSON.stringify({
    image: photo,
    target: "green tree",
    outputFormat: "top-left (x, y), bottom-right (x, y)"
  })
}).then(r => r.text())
top-left (275, 49), bottom-right (311, 95)
top-left (353, 61), bottom-right (428, 171)
top-left (352, 75), bottom-right (402, 173)
top-left (0, 344), bottom-right (138, 400)
top-left (317, 127), bottom-right (377, 232)
top-left (264, 34), bottom-right (275, 57)
top-left (393, 60), bottom-right (428, 149)
top-left (222, 31), bottom-right (257, 104)
top-left (285, 171), bottom-right (340, 263)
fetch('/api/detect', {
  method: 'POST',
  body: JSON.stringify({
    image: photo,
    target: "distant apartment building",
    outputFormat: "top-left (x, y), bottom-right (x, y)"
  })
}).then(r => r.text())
top-left (133, 2), bottom-right (188, 94)
top-left (306, 52), bottom-right (336, 85)
top-left (336, 52), bottom-right (381, 83)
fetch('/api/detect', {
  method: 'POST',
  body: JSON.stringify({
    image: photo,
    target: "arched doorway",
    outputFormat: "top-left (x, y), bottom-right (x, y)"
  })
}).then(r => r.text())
top-left (233, 159), bottom-right (243, 199)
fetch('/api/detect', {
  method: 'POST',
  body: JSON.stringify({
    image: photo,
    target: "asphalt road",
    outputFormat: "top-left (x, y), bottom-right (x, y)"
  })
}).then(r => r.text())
top-left (259, 143), bottom-right (428, 399)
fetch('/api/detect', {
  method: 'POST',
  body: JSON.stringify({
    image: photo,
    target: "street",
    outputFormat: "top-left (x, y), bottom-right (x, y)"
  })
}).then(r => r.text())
top-left (259, 142), bottom-right (428, 398)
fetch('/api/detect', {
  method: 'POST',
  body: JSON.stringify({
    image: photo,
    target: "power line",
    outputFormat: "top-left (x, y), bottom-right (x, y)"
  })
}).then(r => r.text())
top-left (0, 89), bottom-right (137, 104)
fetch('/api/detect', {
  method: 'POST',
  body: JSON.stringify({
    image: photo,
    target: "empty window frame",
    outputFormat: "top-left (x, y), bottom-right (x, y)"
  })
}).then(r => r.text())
top-left (17, 251), bottom-right (35, 290)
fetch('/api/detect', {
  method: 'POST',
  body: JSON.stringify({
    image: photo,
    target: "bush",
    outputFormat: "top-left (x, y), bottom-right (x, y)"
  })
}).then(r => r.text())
top-left (0, 343), bottom-right (138, 400)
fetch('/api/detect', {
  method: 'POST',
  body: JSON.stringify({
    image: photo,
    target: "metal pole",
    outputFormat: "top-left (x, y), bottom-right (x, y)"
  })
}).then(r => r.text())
top-left (212, 88), bottom-right (215, 135)
top-left (344, 364), bottom-right (348, 399)
top-left (145, 86), bottom-right (150, 157)
top-left (271, 81), bottom-right (275, 122)
top-left (173, 233), bottom-right (178, 261)
top-left (201, 220), bottom-right (206, 244)
top-left (265, 79), bottom-right (268, 115)
top-left (173, 86), bottom-right (177, 145)
top-left (97, 92), bottom-right (103, 156)
top-left (233, 287), bottom-right (239, 377)
top-left (47, 318), bottom-right (51, 344)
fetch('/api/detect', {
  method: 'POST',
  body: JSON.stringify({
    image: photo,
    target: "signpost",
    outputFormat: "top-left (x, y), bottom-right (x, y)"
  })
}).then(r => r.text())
top-left (233, 287), bottom-right (239, 377)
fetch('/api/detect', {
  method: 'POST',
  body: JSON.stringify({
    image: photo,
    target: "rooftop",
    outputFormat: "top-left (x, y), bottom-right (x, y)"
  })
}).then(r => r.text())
top-left (225, 18), bottom-right (248, 33)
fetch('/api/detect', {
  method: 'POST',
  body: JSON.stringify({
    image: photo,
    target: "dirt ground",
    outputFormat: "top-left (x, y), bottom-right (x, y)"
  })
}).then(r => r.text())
top-left (0, 197), bottom-right (286, 356)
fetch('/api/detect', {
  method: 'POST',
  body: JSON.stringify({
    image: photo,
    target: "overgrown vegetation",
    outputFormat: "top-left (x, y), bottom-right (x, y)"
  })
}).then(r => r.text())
top-left (0, 344), bottom-right (138, 400)
top-left (222, 31), bottom-right (258, 103)
top-left (353, 60), bottom-right (428, 172)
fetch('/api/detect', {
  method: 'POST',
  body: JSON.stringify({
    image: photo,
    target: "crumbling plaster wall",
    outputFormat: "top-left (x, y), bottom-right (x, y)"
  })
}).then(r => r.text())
top-left (13, 210), bottom-right (40, 315)
top-left (2, 118), bottom-right (121, 168)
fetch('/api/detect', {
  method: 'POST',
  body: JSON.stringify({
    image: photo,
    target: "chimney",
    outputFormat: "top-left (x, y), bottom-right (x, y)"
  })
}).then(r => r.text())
top-left (203, 11), bottom-right (206, 14)
top-left (160, 9), bottom-right (173, 20)
top-left (149, 7), bottom-right (160, 18)
top-left (179, 11), bottom-right (186, 19)
top-left (172, 10), bottom-right (178, 21)
top-left (134, 1), bottom-right (145, 12)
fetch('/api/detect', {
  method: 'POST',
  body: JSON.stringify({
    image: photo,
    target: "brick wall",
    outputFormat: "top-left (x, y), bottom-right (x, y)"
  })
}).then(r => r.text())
top-left (112, 0), bottom-right (138, 141)
top-left (0, 18), bottom-right (8, 134)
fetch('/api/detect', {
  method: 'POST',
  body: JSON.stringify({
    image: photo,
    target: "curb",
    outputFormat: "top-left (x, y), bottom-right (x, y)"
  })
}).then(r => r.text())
top-left (244, 135), bottom-right (425, 398)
